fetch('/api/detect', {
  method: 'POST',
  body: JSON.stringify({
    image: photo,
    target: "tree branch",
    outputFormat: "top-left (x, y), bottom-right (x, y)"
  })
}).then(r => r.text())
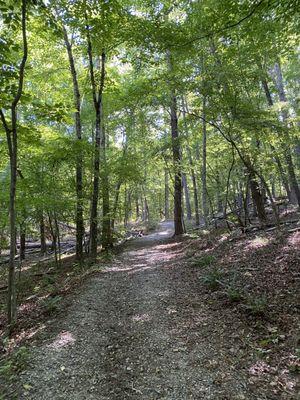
top-left (11, 0), bottom-right (28, 109)
top-left (0, 109), bottom-right (13, 159)
top-left (98, 52), bottom-right (106, 103)
top-left (174, 0), bottom-right (266, 47)
top-left (85, 16), bottom-right (98, 108)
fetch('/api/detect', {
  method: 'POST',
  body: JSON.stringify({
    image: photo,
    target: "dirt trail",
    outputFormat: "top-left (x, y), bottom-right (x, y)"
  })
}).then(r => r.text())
top-left (17, 222), bottom-right (269, 399)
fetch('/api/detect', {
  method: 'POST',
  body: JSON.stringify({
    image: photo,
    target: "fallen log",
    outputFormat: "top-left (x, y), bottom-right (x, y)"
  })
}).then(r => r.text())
top-left (243, 218), bottom-right (299, 233)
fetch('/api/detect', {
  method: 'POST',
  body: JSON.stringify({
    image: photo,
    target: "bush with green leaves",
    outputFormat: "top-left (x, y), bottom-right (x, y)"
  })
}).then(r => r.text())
top-left (245, 295), bottom-right (268, 316)
top-left (226, 286), bottom-right (243, 302)
top-left (0, 346), bottom-right (30, 379)
top-left (40, 295), bottom-right (62, 314)
top-left (203, 269), bottom-right (223, 290)
top-left (191, 254), bottom-right (216, 268)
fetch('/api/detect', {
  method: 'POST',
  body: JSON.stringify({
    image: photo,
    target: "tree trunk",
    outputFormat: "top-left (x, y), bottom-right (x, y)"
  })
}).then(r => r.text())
top-left (202, 96), bottom-right (208, 227)
top-left (20, 227), bottom-right (26, 261)
top-left (273, 62), bottom-right (300, 206)
top-left (62, 25), bottom-right (84, 262)
top-left (111, 181), bottom-right (121, 231)
top-left (271, 178), bottom-right (276, 199)
top-left (101, 111), bottom-right (112, 250)
top-left (54, 216), bottom-right (61, 266)
top-left (144, 197), bottom-right (150, 221)
top-left (182, 173), bottom-right (192, 220)
top-left (124, 187), bottom-right (130, 228)
top-left (135, 196), bottom-right (140, 220)
top-left (40, 214), bottom-right (47, 254)
top-left (190, 165), bottom-right (200, 226)
top-left (86, 21), bottom-right (106, 259)
top-left (167, 50), bottom-right (184, 235)
top-left (48, 213), bottom-right (58, 267)
top-left (0, 0), bottom-right (28, 331)
top-left (89, 108), bottom-right (101, 257)
top-left (164, 168), bottom-right (170, 219)
top-left (261, 78), bottom-right (292, 201)
top-left (285, 150), bottom-right (300, 206)
top-left (244, 180), bottom-right (251, 225)
top-left (181, 99), bottom-right (200, 226)
top-left (248, 167), bottom-right (267, 224)
top-left (186, 144), bottom-right (200, 226)
top-left (216, 171), bottom-right (223, 213)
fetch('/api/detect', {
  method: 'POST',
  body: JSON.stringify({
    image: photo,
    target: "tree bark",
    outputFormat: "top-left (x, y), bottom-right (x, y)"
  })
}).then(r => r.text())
top-left (135, 196), bottom-right (140, 220)
top-left (167, 50), bottom-right (184, 235)
top-left (54, 216), bottom-right (61, 266)
top-left (48, 213), bottom-right (58, 267)
top-left (89, 106), bottom-right (101, 257)
top-left (0, 0), bottom-right (28, 331)
top-left (202, 96), bottom-right (209, 227)
top-left (181, 99), bottom-right (200, 225)
top-left (273, 62), bottom-right (300, 206)
top-left (111, 181), bottom-right (121, 231)
top-left (62, 25), bottom-right (84, 261)
top-left (144, 197), bottom-right (150, 221)
top-left (164, 168), bottom-right (170, 219)
top-left (86, 18), bottom-right (106, 259)
top-left (216, 171), bottom-right (223, 213)
top-left (182, 173), bottom-right (192, 220)
top-left (124, 188), bottom-right (132, 227)
top-left (248, 169), bottom-right (267, 223)
top-left (189, 150), bottom-right (200, 226)
top-left (40, 214), bottom-right (47, 254)
top-left (20, 227), bottom-right (26, 261)
top-left (101, 118), bottom-right (112, 249)
top-left (261, 78), bottom-right (292, 201)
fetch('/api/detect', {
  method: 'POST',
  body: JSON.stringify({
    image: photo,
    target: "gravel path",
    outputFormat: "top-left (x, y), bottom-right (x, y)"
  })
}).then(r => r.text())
top-left (18, 222), bottom-right (262, 399)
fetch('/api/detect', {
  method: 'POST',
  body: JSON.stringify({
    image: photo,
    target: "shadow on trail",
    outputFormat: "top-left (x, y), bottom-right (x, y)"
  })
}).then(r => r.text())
top-left (18, 219), bottom-right (263, 400)
top-left (107, 220), bottom-right (177, 275)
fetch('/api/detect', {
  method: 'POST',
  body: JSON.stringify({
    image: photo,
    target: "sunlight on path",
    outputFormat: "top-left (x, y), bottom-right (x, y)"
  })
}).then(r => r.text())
top-left (18, 219), bottom-right (263, 400)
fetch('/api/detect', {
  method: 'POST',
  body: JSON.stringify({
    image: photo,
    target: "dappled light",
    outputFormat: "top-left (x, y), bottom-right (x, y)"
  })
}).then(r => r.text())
top-left (244, 236), bottom-right (270, 250)
top-left (249, 361), bottom-right (276, 376)
top-left (50, 331), bottom-right (76, 349)
top-left (132, 313), bottom-right (151, 323)
top-left (286, 231), bottom-right (300, 248)
top-left (0, 1), bottom-right (299, 399)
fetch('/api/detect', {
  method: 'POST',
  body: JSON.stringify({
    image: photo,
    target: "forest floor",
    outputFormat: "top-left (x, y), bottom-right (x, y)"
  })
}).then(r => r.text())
top-left (1, 220), bottom-right (299, 399)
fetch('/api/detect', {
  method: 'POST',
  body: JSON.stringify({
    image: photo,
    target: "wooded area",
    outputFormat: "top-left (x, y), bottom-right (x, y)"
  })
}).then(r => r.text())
top-left (0, 0), bottom-right (300, 400)
top-left (0, 2), bottom-right (299, 396)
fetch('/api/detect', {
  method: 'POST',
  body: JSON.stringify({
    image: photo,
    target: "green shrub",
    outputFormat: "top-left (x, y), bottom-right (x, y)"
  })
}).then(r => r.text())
top-left (42, 273), bottom-right (56, 286)
top-left (0, 347), bottom-right (30, 379)
top-left (40, 295), bottom-right (62, 314)
top-left (226, 286), bottom-right (243, 302)
top-left (191, 254), bottom-right (216, 268)
top-left (203, 269), bottom-right (223, 290)
top-left (245, 295), bottom-right (268, 316)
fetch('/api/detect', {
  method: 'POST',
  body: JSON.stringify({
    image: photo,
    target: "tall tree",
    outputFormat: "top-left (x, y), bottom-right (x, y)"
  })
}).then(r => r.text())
top-left (167, 50), bottom-right (184, 235)
top-left (86, 17), bottom-right (106, 258)
top-left (201, 96), bottom-right (208, 227)
top-left (61, 24), bottom-right (84, 261)
top-left (0, 0), bottom-right (28, 330)
top-left (273, 61), bottom-right (300, 207)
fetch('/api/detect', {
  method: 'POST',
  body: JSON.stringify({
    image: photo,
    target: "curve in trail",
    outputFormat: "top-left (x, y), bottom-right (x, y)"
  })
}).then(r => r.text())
top-left (19, 221), bottom-right (254, 400)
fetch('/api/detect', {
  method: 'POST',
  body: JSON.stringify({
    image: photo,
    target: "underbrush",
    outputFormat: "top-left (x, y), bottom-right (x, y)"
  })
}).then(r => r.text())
top-left (0, 253), bottom-right (108, 353)
top-left (183, 222), bottom-right (300, 396)
top-left (200, 261), bottom-right (270, 317)
top-left (0, 346), bottom-right (30, 378)
top-left (190, 254), bottom-right (216, 268)
top-left (0, 346), bottom-right (30, 399)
